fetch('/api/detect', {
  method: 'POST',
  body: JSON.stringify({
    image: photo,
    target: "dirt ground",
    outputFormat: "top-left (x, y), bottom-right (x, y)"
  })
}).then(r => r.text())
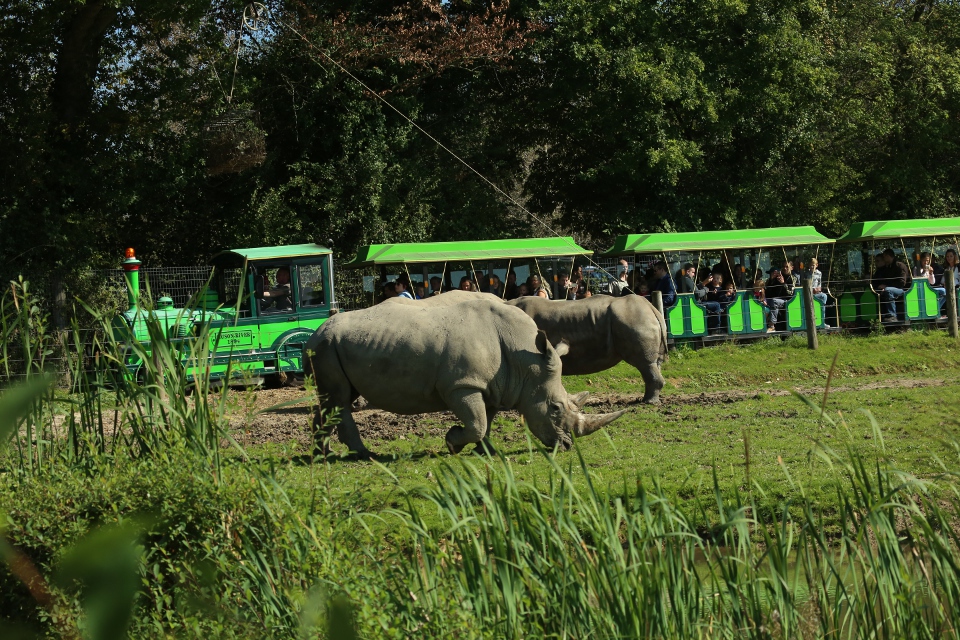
top-left (226, 377), bottom-right (948, 449)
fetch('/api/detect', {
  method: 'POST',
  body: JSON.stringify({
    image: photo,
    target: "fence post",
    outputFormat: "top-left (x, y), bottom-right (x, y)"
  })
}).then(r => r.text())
top-left (803, 279), bottom-right (818, 350)
top-left (947, 270), bottom-right (958, 339)
top-left (651, 290), bottom-right (664, 317)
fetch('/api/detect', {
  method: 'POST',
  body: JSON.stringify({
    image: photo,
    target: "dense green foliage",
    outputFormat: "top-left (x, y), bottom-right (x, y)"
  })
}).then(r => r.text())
top-left (3, 1), bottom-right (960, 299)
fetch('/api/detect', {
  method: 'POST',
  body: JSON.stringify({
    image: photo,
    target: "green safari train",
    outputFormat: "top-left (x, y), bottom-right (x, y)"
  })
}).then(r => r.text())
top-left (110, 217), bottom-right (959, 381)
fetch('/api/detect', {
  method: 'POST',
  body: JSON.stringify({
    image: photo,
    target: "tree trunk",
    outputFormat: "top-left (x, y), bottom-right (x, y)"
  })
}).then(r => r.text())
top-left (50, 0), bottom-right (118, 131)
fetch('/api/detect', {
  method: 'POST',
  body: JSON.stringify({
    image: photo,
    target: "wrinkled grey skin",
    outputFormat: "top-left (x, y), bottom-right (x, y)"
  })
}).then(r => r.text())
top-left (508, 295), bottom-right (669, 404)
top-left (304, 298), bottom-right (626, 458)
top-left (385, 289), bottom-right (501, 307)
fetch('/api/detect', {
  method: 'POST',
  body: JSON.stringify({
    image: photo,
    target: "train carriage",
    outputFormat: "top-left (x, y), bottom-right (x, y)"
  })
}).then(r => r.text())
top-left (341, 237), bottom-right (594, 304)
top-left (600, 227), bottom-right (835, 342)
top-left (829, 217), bottom-right (960, 326)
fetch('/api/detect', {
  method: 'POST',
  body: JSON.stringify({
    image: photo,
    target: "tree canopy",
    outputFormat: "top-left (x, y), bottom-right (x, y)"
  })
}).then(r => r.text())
top-left (3, 0), bottom-right (960, 288)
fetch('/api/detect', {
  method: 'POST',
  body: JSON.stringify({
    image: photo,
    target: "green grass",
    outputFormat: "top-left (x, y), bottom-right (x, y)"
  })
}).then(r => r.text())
top-left (265, 331), bottom-right (960, 540)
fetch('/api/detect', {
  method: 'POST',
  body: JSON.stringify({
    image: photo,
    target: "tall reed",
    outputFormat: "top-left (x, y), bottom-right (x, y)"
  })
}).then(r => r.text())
top-left (0, 279), bottom-right (242, 477)
top-left (379, 435), bottom-right (960, 639)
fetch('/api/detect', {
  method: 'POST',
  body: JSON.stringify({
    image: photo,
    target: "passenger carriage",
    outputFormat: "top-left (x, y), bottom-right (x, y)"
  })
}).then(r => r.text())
top-left (829, 217), bottom-right (960, 326)
top-left (340, 237), bottom-right (594, 304)
top-left (600, 227), bottom-right (835, 342)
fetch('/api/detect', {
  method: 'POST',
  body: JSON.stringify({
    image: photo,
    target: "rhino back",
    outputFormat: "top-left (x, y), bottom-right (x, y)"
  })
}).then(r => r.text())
top-left (507, 297), bottom-right (620, 374)
top-left (311, 300), bottom-right (534, 413)
top-left (508, 295), bottom-right (667, 375)
top-left (384, 290), bottom-right (503, 308)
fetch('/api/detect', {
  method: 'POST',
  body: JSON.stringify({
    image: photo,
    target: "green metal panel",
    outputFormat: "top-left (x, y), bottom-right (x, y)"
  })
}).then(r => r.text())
top-left (600, 226), bottom-right (834, 257)
top-left (839, 293), bottom-right (858, 323)
top-left (727, 294), bottom-right (745, 332)
top-left (786, 294), bottom-right (804, 330)
top-left (921, 281), bottom-right (940, 318)
top-left (860, 290), bottom-right (879, 320)
top-left (904, 281), bottom-right (921, 319)
top-left (344, 237), bottom-right (592, 267)
top-left (747, 298), bottom-right (767, 332)
top-left (688, 299), bottom-right (707, 335)
top-left (667, 302), bottom-right (686, 338)
top-left (210, 243), bottom-right (332, 265)
top-left (836, 217), bottom-right (960, 243)
top-left (813, 298), bottom-right (824, 327)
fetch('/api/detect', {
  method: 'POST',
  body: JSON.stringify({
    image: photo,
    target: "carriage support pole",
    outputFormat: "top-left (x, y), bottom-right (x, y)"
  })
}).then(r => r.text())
top-left (947, 270), bottom-right (959, 339)
top-left (651, 290), bottom-right (664, 317)
top-left (803, 279), bottom-right (818, 350)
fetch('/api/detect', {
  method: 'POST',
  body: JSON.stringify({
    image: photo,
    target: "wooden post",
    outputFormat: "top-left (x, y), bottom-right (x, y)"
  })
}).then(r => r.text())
top-left (803, 279), bottom-right (819, 350)
top-left (651, 290), bottom-right (664, 316)
top-left (947, 269), bottom-right (958, 339)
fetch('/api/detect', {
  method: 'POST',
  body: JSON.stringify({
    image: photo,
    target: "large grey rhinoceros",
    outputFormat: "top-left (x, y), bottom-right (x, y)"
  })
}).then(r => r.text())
top-left (304, 297), bottom-right (627, 458)
top-left (507, 294), bottom-right (668, 403)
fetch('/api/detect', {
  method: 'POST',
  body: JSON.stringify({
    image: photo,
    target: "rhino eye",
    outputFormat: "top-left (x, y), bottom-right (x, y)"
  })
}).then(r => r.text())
top-left (550, 403), bottom-right (564, 416)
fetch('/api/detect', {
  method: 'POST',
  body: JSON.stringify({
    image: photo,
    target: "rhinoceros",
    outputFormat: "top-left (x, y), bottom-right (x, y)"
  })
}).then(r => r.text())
top-left (507, 294), bottom-right (668, 403)
top-left (304, 297), bottom-right (627, 458)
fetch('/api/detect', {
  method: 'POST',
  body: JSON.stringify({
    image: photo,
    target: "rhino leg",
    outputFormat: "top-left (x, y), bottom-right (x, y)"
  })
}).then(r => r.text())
top-left (444, 389), bottom-right (488, 454)
top-left (629, 357), bottom-right (665, 404)
top-left (309, 352), bottom-right (371, 460)
top-left (474, 408), bottom-right (498, 456)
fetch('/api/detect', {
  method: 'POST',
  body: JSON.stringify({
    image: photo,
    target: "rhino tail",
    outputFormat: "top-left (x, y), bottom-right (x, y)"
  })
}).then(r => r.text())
top-left (657, 306), bottom-right (669, 365)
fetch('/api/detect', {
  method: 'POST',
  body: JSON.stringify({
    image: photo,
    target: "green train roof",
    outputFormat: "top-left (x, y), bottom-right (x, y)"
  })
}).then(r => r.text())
top-left (600, 226), bottom-right (833, 256)
top-left (343, 237), bottom-right (592, 267)
top-left (835, 217), bottom-right (960, 243)
top-left (210, 243), bottom-right (332, 265)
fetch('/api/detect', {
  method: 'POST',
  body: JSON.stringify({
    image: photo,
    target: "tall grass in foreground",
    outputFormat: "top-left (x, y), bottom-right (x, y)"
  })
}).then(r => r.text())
top-left (381, 435), bottom-right (960, 639)
top-left (0, 278), bottom-right (246, 477)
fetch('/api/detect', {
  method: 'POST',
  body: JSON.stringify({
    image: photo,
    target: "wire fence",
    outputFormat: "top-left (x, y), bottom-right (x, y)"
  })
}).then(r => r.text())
top-left (94, 267), bottom-right (214, 310)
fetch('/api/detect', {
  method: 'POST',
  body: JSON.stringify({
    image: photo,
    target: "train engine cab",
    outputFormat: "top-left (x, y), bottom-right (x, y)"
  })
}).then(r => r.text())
top-left (112, 243), bottom-right (337, 385)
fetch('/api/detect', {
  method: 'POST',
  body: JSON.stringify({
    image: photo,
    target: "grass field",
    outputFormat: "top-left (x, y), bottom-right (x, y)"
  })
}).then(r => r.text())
top-left (265, 331), bottom-right (960, 534)
top-left (4, 326), bottom-right (960, 637)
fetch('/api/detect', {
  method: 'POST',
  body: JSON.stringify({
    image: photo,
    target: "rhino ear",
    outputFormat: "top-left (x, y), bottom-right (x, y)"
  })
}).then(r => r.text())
top-left (535, 330), bottom-right (550, 355)
top-left (553, 340), bottom-right (570, 358)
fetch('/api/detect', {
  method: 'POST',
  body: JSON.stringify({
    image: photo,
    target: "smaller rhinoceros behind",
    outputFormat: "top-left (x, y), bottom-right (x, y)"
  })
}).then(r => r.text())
top-left (304, 297), bottom-right (626, 457)
top-left (508, 294), bottom-right (668, 403)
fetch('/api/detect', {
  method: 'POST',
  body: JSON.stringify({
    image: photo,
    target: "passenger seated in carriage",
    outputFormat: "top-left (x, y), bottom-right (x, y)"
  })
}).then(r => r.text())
top-left (696, 270), bottom-right (723, 330)
top-left (871, 248), bottom-right (911, 322)
top-left (528, 274), bottom-right (551, 298)
top-left (503, 269), bottom-right (520, 299)
top-left (763, 269), bottom-right (789, 332)
top-left (651, 261), bottom-right (677, 307)
top-left (915, 252), bottom-right (947, 317)
top-left (677, 263), bottom-right (697, 294)
top-left (459, 275), bottom-right (475, 292)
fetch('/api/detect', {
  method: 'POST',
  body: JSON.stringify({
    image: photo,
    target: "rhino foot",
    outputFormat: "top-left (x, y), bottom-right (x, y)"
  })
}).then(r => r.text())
top-left (473, 440), bottom-right (497, 457)
top-left (446, 440), bottom-right (467, 455)
top-left (640, 396), bottom-right (662, 405)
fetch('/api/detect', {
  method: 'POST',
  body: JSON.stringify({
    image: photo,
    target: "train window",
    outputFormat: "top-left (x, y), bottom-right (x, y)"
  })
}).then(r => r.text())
top-left (220, 267), bottom-right (253, 318)
top-left (298, 263), bottom-right (326, 307)
top-left (260, 266), bottom-right (294, 314)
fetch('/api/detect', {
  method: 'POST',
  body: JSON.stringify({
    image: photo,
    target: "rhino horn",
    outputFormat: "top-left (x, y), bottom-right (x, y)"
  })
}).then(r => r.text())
top-left (574, 409), bottom-right (629, 437)
top-left (570, 391), bottom-right (591, 409)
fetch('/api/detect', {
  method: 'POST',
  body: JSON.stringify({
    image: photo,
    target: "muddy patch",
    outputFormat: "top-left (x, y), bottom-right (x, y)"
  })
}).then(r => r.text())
top-left (45, 376), bottom-right (950, 449)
